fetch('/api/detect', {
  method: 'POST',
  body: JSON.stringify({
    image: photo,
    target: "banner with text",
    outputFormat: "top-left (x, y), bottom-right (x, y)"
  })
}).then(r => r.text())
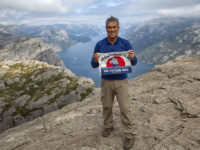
top-left (99, 51), bottom-right (132, 75)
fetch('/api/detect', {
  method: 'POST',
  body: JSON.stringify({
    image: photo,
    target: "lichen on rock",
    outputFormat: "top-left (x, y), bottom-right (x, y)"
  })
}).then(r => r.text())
top-left (0, 60), bottom-right (95, 133)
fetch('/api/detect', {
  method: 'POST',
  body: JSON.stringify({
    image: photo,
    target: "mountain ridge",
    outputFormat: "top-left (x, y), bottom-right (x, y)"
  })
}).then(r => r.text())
top-left (0, 30), bottom-right (65, 67)
top-left (127, 17), bottom-right (200, 65)
top-left (0, 23), bottom-right (103, 51)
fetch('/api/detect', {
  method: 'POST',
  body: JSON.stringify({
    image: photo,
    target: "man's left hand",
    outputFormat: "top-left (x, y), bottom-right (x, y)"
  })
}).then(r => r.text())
top-left (129, 50), bottom-right (135, 60)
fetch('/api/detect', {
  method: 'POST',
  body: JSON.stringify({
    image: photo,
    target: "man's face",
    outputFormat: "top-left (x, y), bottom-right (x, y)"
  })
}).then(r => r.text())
top-left (106, 21), bottom-right (119, 39)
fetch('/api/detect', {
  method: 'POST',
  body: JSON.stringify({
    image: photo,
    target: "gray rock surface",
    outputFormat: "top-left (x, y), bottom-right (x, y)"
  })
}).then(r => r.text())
top-left (0, 60), bottom-right (95, 133)
top-left (0, 57), bottom-right (199, 150)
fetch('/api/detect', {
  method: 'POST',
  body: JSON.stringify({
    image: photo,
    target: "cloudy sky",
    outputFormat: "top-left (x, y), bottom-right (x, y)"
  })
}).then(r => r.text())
top-left (0, 0), bottom-right (200, 25)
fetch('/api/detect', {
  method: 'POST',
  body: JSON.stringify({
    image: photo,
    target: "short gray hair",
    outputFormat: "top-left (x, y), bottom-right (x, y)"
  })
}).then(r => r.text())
top-left (105, 16), bottom-right (119, 27)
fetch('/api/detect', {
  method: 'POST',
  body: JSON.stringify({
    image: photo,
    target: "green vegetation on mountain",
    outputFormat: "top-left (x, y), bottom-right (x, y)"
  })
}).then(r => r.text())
top-left (0, 60), bottom-right (95, 133)
top-left (127, 17), bottom-right (200, 65)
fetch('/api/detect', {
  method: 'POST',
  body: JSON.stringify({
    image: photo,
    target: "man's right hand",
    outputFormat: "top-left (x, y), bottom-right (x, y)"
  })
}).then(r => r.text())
top-left (93, 53), bottom-right (100, 63)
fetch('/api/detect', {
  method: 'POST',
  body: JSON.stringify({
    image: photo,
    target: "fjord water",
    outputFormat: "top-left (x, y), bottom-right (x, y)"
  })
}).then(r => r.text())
top-left (58, 36), bottom-right (154, 87)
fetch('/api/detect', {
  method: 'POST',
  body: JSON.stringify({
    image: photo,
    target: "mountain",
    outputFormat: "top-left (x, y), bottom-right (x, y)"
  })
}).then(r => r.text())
top-left (127, 17), bottom-right (200, 65)
top-left (119, 22), bottom-right (139, 37)
top-left (55, 24), bottom-right (103, 37)
top-left (0, 29), bottom-right (64, 67)
top-left (0, 24), bottom-right (103, 51)
top-left (0, 60), bottom-right (95, 133)
top-left (0, 57), bottom-right (199, 150)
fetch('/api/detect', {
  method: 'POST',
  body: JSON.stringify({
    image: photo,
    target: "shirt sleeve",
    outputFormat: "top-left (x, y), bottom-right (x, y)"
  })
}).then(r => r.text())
top-left (91, 43), bottom-right (100, 68)
top-left (126, 40), bottom-right (137, 66)
top-left (131, 56), bottom-right (137, 66)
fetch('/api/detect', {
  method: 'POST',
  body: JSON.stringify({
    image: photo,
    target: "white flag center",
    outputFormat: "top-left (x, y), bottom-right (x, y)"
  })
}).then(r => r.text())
top-left (98, 51), bottom-right (132, 75)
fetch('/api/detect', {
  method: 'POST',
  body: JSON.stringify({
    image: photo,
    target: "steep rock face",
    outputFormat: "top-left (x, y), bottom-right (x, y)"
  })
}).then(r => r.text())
top-left (0, 60), bottom-right (95, 133)
top-left (0, 31), bottom-right (64, 67)
top-left (127, 17), bottom-right (200, 65)
top-left (0, 57), bottom-right (199, 150)
top-left (38, 27), bottom-right (75, 51)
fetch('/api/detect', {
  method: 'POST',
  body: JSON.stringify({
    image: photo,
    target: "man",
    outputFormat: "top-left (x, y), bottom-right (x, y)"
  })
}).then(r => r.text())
top-left (91, 16), bottom-right (137, 150)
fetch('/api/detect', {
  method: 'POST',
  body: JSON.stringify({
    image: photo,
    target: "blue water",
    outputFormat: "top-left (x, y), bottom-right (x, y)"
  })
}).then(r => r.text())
top-left (57, 36), bottom-right (154, 87)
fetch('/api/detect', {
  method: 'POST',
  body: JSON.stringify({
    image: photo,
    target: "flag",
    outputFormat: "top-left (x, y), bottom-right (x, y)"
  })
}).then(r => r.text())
top-left (99, 51), bottom-right (132, 75)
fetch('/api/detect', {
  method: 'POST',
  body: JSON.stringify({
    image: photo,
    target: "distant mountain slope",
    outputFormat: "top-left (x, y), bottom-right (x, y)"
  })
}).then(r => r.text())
top-left (0, 24), bottom-right (103, 51)
top-left (0, 30), bottom-right (64, 67)
top-left (127, 17), bottom-right (200, 65)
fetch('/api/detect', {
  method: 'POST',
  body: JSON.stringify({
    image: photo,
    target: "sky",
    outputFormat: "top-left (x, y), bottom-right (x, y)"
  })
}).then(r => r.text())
top-left (0, 0), bottom-right (200, 26)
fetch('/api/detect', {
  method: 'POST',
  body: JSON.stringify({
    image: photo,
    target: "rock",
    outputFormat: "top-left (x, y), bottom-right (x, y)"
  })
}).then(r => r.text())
top-left (2, 107), bottom-right (16, 119)
top-left (32, 94), bottom-right (51, 106)
top-left (0, 82), bottom-right (5, 90)
top-left (12, 115), bottom-right (25, 126)
top-left (0, 57), bottom-right (199, 150)
top-left (0, 117), bottom-right (15, 133)
top-left (5, 78), bottom-right (14, 86)
top-left (14, 95), bottom-right (31, 107)
top-left (27, 110), bottom-right (43, 121)
top-left (0, 32), bottom-right (65, 67)
top-left (43, 103), bottom-right (58, 114)
top-left (35, 48), bottom-right (65, 67)
top-left (0, 72), bottom-right (5, 78)
top-left (0, 60), bottom-right (95, 133)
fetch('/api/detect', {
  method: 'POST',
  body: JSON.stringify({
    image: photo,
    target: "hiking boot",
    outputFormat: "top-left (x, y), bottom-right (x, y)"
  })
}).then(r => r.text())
top-left (102, 127), bottom-right (113, 137)
top-left (123, 137), bottom-right (135, 150)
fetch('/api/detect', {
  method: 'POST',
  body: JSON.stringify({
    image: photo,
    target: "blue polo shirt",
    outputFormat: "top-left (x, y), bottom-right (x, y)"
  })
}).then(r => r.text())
top-left (91, 36), bottom-right (137, 80)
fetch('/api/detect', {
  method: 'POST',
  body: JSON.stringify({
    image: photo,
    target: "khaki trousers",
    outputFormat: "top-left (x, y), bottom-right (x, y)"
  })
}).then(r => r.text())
top-left (101, 78), bottom-right (134, 138)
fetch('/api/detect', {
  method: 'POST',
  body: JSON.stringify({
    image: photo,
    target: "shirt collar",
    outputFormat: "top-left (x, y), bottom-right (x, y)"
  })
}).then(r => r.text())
top-left (106, 36), bottom-right (119, 45)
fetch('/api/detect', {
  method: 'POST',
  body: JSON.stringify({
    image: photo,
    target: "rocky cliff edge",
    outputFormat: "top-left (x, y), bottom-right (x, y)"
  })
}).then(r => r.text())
top-left (0, 60), bottom-right (95, 133)
top-left (0, 30), bottom-right (65, 67)
top-left (0, 57), bottom-right (200, 150)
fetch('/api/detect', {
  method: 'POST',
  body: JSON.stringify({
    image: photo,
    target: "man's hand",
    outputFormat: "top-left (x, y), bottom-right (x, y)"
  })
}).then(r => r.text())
top-left (93, 53), bottom-right (100, 63)
top-left (129, 50), bottom-right (135, 60)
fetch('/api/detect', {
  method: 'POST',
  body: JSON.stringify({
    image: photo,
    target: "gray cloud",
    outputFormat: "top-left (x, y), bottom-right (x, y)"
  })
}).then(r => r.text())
top-left (0, 0), bottom-right (97, 14)
top-left (157, 4), bottom-right (200, 17)
top-left (138, 0), bottom-right (200, 9)
top-left (0, 0), bottom-right (200, 25)
top-left (117, 0), bottom-right (200, 20)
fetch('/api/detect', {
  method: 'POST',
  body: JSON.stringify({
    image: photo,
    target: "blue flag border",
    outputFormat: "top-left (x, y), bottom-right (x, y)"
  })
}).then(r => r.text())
top-left (101, 66), bottom-right (132, 75)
